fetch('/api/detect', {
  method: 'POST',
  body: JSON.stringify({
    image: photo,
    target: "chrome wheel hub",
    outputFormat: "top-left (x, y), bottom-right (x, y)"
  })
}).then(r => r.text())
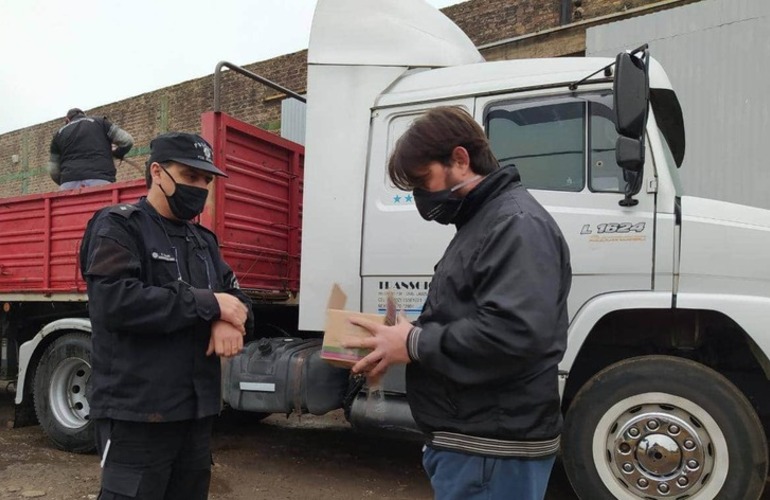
top-left (607, 406), bottom-right (713, 498)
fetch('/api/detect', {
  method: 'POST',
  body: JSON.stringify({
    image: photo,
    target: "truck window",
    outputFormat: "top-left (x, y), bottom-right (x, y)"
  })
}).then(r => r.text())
top-left (486, 100), bottom-right (585, 191)
top-left (485, 93), bottom-right (626, 194)
top-left (588, 95), bottom-right (624, 193)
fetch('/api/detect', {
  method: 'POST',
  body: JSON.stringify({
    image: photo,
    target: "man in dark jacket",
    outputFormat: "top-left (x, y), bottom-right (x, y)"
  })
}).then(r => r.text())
top-left (346, 107), bottom-right (571, 500)
top-left (49, 108), bottom-right (134, 190)
top-left (80, 132), bottom-right (252, 500)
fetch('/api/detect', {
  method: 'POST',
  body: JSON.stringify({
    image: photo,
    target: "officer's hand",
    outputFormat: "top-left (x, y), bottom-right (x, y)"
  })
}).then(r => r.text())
top-left (206, 320), bottom-right (245, 358)
top-left (214, 293), bottom-right (248, 331)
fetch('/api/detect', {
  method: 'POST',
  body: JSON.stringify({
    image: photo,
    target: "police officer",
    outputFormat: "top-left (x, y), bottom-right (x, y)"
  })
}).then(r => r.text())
top-left (80, 132), bottom-right (253, 500)
top-left (49, 108), bottom-right (134, 190)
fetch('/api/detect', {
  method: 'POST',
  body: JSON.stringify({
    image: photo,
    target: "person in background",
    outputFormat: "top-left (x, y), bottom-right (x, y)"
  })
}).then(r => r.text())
top-left (344, 107), bottom-right (572, 500)
top-left (48, 107), bottom-right (134, 190)
top-left (80, 132), bottom-right (251, 499)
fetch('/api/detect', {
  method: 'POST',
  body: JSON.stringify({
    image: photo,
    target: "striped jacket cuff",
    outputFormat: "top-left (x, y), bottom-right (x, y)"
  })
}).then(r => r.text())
top-left (406, 326), bottom-right (422, 362)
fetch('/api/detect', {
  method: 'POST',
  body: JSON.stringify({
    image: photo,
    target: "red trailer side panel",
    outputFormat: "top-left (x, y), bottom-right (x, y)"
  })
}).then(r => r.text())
top-left (0, 181), bottom-right (145, 294)
top-left (201, 112), bottom-right (303, 296)
top-left (0, 112), bottom-right (303, 298)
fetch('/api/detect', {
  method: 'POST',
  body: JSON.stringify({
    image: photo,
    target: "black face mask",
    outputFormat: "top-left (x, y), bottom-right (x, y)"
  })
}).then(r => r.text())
top-left (413, 175), bottom-right (481, 225)
top-left (159, 167), bottom-right (209, 220)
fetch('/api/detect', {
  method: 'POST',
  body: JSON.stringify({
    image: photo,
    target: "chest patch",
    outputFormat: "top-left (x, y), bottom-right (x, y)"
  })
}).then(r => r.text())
top-left (151, 251), bottom-right (176, 262)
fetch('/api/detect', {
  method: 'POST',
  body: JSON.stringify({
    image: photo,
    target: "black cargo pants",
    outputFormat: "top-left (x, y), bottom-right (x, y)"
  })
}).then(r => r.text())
top-left (95, 417), bottom-right (213, 500)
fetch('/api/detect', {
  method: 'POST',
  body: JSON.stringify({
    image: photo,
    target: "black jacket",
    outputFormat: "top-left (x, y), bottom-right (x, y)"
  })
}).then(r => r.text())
top-left (50, 116), bottom-right (126, 183)
top-left (80, 198), bottom-right (253, 422)
top-left (405, 166), bottom-right (571, 458)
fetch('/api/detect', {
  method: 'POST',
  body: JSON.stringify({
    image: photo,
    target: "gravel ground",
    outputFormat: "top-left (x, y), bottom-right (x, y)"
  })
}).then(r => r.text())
top-left (0, 390), bottom-right (686, 499)
top-left (4, 391), bottom-right (768, 499)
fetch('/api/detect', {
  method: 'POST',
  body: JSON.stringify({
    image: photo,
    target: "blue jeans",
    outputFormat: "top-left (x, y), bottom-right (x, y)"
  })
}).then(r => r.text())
top-left (423, 446), bottom-right (555, 500)
top-left (60, 179), bottom-right (111, 190)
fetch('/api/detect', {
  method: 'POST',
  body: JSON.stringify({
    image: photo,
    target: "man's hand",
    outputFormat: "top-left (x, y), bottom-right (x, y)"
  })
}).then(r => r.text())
top-left (214, 293), bottom-right (248, 332)
top-left (344, 315), bottom-right (412, 379)
top-left (206, 320), bottom-right (245, 358)
top-left (47, 159), bottom-right (62, 185)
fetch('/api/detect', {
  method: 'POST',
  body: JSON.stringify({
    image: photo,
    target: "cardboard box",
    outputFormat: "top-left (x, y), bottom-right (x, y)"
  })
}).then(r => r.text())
top-left (321, 284), bottom-right (384, 368)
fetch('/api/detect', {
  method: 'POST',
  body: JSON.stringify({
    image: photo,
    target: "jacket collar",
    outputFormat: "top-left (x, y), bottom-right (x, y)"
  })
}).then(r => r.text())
top-left (453, 165), bottom-right (521, 228)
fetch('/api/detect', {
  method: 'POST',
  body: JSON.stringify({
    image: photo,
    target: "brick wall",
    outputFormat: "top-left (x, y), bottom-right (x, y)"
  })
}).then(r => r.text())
top-left (0, 122), bottom-right (61, 196)
top-left (441, 0), bottom-right (561, 46)
top-left (0, 50), bottom-right (307, 198)
top-left (0, 0), bottom-right (691, 198)
top-left (579, 0), bottom-right (666, 19)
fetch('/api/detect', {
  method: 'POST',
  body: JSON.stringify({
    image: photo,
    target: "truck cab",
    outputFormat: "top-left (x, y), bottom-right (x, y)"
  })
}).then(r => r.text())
top-left (297, 1), bottom-right (770, 498)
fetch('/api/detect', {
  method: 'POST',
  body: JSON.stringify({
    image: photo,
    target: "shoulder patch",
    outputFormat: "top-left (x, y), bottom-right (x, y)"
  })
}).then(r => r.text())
top-left (108, 204), bottom-right (139, 219)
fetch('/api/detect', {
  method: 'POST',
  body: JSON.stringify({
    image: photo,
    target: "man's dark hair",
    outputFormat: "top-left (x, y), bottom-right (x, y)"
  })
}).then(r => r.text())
top-left (388, 107), bottom-right (499, 191)
top-left (66, 108), bottom-right (85, 121)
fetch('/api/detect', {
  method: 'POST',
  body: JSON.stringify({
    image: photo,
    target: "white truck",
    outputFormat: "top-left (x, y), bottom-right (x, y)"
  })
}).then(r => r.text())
top-left (7, 1), bottom-right (770, 498)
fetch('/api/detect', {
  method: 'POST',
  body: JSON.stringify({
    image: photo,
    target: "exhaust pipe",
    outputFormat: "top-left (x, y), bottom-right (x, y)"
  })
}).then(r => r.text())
top-left (348, 393), bottom-right (421, 439)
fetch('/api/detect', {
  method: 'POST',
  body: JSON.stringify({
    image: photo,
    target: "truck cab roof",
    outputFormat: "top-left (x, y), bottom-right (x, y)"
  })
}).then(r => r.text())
top-left (375, 57), bottom-right (675, 109)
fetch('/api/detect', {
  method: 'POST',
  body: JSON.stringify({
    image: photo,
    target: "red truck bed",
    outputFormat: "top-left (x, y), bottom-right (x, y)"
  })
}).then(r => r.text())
top-left (0, 111), bottom-right (303, 298)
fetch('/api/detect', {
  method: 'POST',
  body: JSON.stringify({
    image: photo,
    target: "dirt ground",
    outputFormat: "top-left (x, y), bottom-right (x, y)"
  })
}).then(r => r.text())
top-left (0, 392), bottom-right (586, 500)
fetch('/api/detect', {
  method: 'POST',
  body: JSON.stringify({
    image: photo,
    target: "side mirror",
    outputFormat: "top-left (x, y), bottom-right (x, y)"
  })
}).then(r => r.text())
top-left (613, 51), bottom-right (650, 139)
top-left (616, 136), bottom-right (645, 172)
top-left (612, 47), bottom-right (650, 206)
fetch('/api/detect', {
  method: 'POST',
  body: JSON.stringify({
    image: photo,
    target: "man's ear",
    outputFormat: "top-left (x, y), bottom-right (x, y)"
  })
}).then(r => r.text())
top-left (450, 146), bottom-right (471, 174)
top-left (150, 162), bottom-right (163, 185)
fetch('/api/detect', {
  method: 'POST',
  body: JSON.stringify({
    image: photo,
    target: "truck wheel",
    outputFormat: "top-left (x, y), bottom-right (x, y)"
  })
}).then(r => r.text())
top-left (562, 355), bottom-right (767, 500)
top-left (33, 333), bottom-right (95, 453)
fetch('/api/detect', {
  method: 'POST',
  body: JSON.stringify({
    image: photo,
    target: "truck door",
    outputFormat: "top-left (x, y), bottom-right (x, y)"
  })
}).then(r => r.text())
top-left (476, 91), bottom-right (657, 317)
top-left (360, 99), bottom-right (475, 320)
top-left (360, 99), bottom-right (473, 393)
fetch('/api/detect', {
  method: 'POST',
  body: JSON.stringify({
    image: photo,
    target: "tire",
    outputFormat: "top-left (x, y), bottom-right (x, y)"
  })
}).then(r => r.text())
top-left (562, 355), bottom-right (768, 500)
top-left (33, 333), bottom-right (95, 453)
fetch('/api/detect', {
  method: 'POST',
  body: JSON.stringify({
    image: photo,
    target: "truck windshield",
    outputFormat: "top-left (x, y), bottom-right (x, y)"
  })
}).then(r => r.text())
top-left (485, 93), bottom-right (625, 193)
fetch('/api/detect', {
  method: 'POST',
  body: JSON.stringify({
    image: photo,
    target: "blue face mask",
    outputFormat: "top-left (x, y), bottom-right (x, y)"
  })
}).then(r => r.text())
top-left (413, 175), bottom-right (480, 225)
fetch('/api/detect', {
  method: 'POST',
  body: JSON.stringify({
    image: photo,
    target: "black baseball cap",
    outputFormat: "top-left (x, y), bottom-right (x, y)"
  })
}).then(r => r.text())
top-left (148, 132), bottom-right (227, 177)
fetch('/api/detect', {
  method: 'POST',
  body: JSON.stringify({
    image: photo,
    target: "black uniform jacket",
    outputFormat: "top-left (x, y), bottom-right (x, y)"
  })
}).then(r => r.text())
top-left (406, 166), bottom-right (572, 458)
top-left (80, 198), bottom-right (253, 422)
top-left (51, 116), bottom-right (116, 183)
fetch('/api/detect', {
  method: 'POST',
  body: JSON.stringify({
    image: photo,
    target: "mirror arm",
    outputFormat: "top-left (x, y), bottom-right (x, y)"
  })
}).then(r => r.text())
top-left (568, 63), bottom-right (614, 91)
top-left (628, 43), bottom-right (650, 57)
top-left (619, 170), bottom-right (643, 207)
top-left (619, 187), bottom-right (640, 207)
top-left (568, 44), bottom-right (648, 92)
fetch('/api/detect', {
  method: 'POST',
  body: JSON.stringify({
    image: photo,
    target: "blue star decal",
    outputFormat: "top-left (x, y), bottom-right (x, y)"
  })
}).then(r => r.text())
top-left (393, 195), bottom-right (401, 203)
top-left (404, 194), bottom-right (413, 203)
